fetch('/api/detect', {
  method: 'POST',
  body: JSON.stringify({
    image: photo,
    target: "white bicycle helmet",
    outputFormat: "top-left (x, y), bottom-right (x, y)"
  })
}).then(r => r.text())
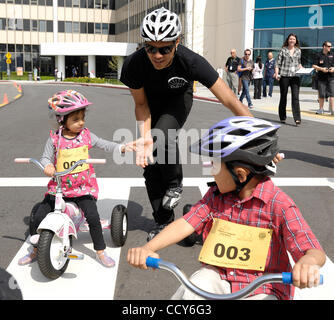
top-left (140, 7), bottom-right (182, 42)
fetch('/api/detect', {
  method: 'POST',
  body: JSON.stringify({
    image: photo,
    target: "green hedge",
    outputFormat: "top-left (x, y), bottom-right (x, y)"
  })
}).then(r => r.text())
top-left (63, 77), bottom-right (122, 85)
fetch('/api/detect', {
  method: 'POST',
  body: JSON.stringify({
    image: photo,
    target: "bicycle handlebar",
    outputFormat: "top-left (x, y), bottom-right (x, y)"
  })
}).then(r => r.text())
top-left (14, 158), bottom-right (106, 177)
top-left (146, 257), bottom-right (323, 300)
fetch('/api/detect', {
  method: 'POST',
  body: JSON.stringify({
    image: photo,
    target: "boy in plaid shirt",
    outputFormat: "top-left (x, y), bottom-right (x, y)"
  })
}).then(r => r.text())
top-left (127, 117), bottom-right (325, 300)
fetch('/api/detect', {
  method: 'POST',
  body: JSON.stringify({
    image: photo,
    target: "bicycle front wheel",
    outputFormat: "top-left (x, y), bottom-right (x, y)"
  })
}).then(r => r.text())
top-left (37, 230), bottom-right (72, 280)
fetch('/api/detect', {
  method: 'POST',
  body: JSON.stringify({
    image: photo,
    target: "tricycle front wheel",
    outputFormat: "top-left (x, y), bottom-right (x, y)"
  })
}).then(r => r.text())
top-left (37, 230), bottom-right (72, 280)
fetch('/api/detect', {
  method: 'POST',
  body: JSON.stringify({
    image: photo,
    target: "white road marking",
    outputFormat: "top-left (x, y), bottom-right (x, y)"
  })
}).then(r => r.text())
top-left (2, 177), bottom-right (334, 300)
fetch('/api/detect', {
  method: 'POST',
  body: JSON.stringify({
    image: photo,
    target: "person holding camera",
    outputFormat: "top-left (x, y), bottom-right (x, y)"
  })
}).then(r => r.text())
top-left (312, 41), bottom-right (334, 115)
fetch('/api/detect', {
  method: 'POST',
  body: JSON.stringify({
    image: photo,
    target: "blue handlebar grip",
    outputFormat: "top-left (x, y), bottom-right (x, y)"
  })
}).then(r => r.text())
top-left (282, 272), bottom-right (323, 285)
top-left (146, 257), bottom-right (161, 269)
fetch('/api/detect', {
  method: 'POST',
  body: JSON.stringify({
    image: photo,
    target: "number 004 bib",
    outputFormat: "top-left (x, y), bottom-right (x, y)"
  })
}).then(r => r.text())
top-left (199, 218), bottom-right (272, 271)
top-left (56, 146), bottom-right (89, 174)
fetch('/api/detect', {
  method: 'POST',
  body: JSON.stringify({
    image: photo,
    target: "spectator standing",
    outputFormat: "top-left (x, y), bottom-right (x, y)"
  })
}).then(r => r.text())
top-left (263, 51), bottom-right (276, 97)
top-left (275, 33), bottom-right (303, 126)
top-left (252, 56), bottom-right (264, 99)
top-left (312, 41), bottom-right (334, 115)
top-left (224, 49), bottom-right (240, 95)
top-left (238, 49), bottom-right (254, 108)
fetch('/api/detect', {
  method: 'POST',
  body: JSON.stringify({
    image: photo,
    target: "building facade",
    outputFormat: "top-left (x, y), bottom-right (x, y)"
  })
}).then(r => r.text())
top-left (253, 0), bottom-right (334, 85)
top-left (1, 0), bottom-right (333, 83)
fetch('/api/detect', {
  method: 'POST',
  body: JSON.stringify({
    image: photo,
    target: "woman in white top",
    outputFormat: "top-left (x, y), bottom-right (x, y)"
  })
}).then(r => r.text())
top-left (253, 56), bottom-right (264, 99)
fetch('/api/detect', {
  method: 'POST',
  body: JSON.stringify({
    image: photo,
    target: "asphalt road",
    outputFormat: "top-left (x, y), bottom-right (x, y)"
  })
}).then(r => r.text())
top-left (0, 83), bottom-right (333, 300)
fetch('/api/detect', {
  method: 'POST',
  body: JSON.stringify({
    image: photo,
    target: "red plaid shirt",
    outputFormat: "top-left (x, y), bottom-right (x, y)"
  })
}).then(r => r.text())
top-left (183, 177), bottom-right (323, 300)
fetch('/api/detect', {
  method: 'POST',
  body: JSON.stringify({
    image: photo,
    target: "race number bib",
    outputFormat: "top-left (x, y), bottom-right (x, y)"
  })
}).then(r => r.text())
top-left (56, 146), bottom-right (89, 174)
top-left (199, 218), bottom-right (272, 271)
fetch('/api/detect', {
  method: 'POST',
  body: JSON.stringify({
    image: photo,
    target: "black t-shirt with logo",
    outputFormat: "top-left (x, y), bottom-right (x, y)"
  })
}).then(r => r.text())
top-left (313, 51), bottom-right (334, 81)
top-left (120, 45), bottom-right (219, 126)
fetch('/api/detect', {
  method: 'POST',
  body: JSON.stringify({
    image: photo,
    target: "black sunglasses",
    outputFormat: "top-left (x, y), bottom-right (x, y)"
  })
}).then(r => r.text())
top-left (145, 43), bottom-right (175, 55)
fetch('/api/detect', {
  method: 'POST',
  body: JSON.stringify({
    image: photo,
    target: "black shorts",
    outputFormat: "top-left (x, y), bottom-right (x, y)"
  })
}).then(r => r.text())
top-left (318, 78), bottom-right (334, 98)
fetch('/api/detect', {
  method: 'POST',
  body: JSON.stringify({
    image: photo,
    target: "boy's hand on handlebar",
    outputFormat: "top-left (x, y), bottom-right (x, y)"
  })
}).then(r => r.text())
top-left (292, 256), bottom-right (322, 289)
top-left (44, 163), bottom-right (56, 177)
top-left (127, 247), bottom-right (159, 270)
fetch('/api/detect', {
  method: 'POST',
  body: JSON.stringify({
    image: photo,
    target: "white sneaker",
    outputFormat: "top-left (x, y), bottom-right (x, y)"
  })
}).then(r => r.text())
top-left (316, 109), bottom-right (324, 115)
top-left (162, 186), bottom-right (183, 210)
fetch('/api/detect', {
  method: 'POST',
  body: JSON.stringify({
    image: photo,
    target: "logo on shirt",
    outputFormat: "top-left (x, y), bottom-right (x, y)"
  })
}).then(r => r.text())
top-left (168, 77), bottom-right (188, 89)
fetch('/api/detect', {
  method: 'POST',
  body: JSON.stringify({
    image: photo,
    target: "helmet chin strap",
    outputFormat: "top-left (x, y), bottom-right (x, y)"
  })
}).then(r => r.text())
top-left (225, 162), bottom-right (254, 194)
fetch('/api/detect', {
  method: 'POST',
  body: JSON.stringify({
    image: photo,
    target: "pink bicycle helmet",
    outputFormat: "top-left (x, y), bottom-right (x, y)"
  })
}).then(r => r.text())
top-left (48, 90), bottom-right (92, 116)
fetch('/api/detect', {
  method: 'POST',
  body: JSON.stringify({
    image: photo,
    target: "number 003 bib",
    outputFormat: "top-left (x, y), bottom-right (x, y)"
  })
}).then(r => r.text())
top-left (199, 218), bottom-right (272, 271)
top-left (56, 146), bottom-right (89, 174)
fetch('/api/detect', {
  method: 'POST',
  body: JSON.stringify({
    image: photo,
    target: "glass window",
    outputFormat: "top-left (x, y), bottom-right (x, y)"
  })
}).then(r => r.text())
top-left (109, 0), bottom-right (115, 9)
top-left (0, 44), bottom-right (6, 51)
top-left (58, 0), bottom-right (64, 6)
top-left (58, 21), bottom-right (65, 33)
top-left (30, 0), bottom-right (37, 4)
top-left (0, 18), bottom-right (6, 30)
top-left (95, 23), bottom-right (101, 33)
top-left (16, 19), bottom-right (23, 30)
top-left (80, 0), bottom-right (87, 7)
top-left (255, 0), bottom-right (285, 9)
top-left (254, 29), bottom-right (285, 48)
top-left (7, 0), bottom-right (13, 3)
top-left (16, 53), bottom-right (24, 69)
top-left (22, 0), bottom-right (29, 4)
top-left (15, 0), bottom-right (22, 4)
top-left (254, 9), bottom-right (285, 29)
top-left (0, 0), bottom-right (6, 3)
top-left (95, 0), bottom-right (101, 8)
top-left (31, 20), bottom-right (38, 31)
top-left (47, 20), bottom-right (53, 32)
top-left (286, 0), bottom-right (318, 6)
top-left (88, 22), bottom-right (94, 33)
top-left (16, 44), bottom-right (23, 52)
top-left (73, 0), bottom-right (79, 7)
top-left (88, 0), bottom-right (93, 8)
top-left (24, 44), bottom-right (31, 52)
top-left (24, 52), bottom-right (32, 71)
top-left (102, 23), bottom-right (108, 34)
top-left (23, 19), bottom-right (30, 31)
top-left (323, 5), bottom-right (334, 27)
top-left (285, 7), bottom-right (315, 28)
top-left (8, 44), bottom-right (15, 52)
top-left (39, 20), bottom-right (46, 32)
top-left (46, 0), bottom-right (52, 5)
top-left (284, 28), bottom-right (318, 47)
top-left (65, 21), bottom-right (72, 33)
top-left (73, 22), bottom-right (79, 33)
top-left (65, 0), bottom-right (72, 7)
top-left (101, 0), bottom-right (108, 9)
top-left (38, 0), bottom-right (45, 4)
top-left (32, 45), bottom-right (39, 53)
top-left (80, 22), bottom-right (87, 33)
top-left (109, 23), bottom-right (115, 35)
top-left (8, 19), bottom-right (15, 30)
top-left (318, 27), bottom-right (334, 46)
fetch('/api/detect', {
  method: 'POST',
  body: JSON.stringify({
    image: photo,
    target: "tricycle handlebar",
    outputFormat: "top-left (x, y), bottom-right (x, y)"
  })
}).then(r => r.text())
top-left (14, 158), bottom-right (106, 177)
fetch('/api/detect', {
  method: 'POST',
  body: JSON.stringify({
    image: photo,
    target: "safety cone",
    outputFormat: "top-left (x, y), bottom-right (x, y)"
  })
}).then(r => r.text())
top-left (2, 93), bottom-right (8, 105)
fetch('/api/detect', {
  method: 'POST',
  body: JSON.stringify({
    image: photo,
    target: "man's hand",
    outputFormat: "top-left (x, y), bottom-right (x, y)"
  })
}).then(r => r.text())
top-left (132, 137), bottom-right (154, 168)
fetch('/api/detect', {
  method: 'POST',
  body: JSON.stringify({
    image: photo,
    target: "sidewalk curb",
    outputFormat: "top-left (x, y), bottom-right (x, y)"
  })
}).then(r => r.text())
top-left (0, 82), bottom-right (23, 108)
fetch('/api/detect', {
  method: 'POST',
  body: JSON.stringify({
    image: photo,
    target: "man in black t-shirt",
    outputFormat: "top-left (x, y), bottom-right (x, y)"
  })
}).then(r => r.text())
top-left (312, 41), bottom-right (334, 115)
top-left (224, 49), bottom-right (240, 95)
top-left (121, 7), bottom-right (253, 241)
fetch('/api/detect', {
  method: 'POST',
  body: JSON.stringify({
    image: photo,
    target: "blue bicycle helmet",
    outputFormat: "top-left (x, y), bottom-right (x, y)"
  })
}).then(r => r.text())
top-left (190, 117), bottom-right (280, 192)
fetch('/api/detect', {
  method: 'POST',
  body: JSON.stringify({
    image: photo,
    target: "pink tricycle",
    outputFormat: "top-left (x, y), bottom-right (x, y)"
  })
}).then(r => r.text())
top-left (15, 158), bottom-right (128, 280)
